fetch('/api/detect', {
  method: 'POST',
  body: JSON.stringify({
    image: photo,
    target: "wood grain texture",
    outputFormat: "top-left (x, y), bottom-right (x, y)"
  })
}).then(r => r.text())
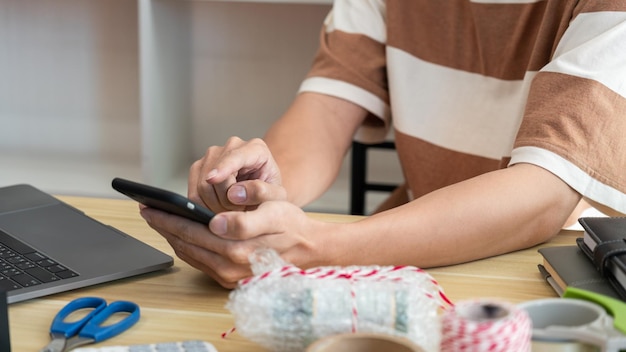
top-left (9, 196), bottom-right (574, 351)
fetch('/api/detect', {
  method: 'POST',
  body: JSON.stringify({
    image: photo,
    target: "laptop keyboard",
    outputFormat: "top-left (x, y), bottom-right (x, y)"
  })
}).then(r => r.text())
top-left (0, 229), bottom-right (78, 291)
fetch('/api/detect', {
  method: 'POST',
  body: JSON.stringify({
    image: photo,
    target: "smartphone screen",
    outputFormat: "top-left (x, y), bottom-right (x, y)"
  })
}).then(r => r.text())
top-left (112, 178), bottom-right (215, 224)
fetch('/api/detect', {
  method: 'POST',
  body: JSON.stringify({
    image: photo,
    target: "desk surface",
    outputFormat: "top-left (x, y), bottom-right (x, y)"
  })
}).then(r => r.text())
top-left (9, 196), bottom-right (577, 351)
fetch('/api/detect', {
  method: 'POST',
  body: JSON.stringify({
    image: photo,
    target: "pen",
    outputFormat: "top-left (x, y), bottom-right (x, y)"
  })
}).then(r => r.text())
top-left (537, 264), bottom-right (563, 296)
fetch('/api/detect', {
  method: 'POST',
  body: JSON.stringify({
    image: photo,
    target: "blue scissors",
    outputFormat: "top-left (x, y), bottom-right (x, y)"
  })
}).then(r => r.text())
top-left (40, 297), bottom-right (140, 352)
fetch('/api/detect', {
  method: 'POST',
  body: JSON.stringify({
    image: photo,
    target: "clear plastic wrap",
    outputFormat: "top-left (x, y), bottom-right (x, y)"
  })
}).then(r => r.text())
top-left (226, 249), bottom-right (449, 352)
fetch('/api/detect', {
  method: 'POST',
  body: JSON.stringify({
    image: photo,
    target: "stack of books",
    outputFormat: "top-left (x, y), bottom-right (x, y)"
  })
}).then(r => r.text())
top-left (538, 217), bottom-right (626, 301)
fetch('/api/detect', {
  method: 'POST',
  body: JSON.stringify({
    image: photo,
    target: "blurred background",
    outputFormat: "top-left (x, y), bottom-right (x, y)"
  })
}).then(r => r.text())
top-left (0, 0), bottom-right (402, 214)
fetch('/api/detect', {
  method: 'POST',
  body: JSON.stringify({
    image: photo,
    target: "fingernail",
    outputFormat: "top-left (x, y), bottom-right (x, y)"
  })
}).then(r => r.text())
top-left (229, 185), bottom-right (247, 204)
top-left (206, 169), bottom-right (218, 181)
top-left (210, 215), bottom-right (227, 236)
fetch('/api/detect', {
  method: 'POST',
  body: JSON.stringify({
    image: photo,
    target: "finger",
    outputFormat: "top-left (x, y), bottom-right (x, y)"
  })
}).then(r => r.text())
top-left (208, 206), bottom-right (318, 274)
top-left (227, 180), bottom-right (287, 206)
top-left (191, 157), bottom-right (243, 212)
top-left (188, 142), bottom-right (232, 211)
top-left (141, 206), bottom-right (224, 252)
top-left (162, 233), bottom-right (251, 288)
top-left (141, 206), bottom-right (263, 267)
top-left (189, 159), bottom-right (218, 211)
top-left (187, 159), bottom-right (204, 204)
top-left (191, 139), bottom-right (264, 212)
top-left (204, 173), bottom-right (245, 212)
top-left (141, 208), bottom-right (253, 286)
top-left (210, 201), bottom-right (303, 241)
top-left (205, 138), bottom-right (281, 185)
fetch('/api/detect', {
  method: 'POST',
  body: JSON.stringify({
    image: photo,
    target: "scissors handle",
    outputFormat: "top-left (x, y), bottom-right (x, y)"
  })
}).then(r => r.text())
top-left (79, 300), bottom-right (140, 342)
top-left (50, 297), bottom-right (107, 338)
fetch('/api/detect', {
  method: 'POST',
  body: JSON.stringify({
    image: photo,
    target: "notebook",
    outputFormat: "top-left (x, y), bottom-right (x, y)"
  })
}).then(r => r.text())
top-left (576, 217), bottom-right (626, 300)
top-left (538, 245), bottom-right (623, 300)
top-left (0, 184), bottom-right (173, 303)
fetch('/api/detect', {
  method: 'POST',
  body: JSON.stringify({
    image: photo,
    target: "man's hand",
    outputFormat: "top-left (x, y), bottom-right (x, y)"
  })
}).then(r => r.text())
top-left (139, 200), bottom-right (327, 288)
top-left (188, 137), bottom-right (287, 213)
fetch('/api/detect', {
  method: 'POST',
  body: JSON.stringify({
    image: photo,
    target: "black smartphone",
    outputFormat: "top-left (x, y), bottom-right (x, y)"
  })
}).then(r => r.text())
top-left (112, 177), bottom-right (215, 224)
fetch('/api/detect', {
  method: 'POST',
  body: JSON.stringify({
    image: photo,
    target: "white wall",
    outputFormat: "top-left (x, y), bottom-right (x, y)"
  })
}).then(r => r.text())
top-left (0, 0), bottom-right (401, 214)
top-left (0, 0), bottom-right (141, 160)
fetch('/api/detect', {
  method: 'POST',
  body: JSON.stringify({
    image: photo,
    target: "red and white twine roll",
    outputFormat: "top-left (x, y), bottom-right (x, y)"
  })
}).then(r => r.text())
top-left (225, 250), bottom-right (532, 352)
top-left (440, 299), bottom-right (532, 352)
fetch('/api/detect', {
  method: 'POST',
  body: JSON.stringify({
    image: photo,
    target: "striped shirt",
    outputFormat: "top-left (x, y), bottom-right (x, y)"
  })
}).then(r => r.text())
top-left (299, 0), bottom-right (626, 214)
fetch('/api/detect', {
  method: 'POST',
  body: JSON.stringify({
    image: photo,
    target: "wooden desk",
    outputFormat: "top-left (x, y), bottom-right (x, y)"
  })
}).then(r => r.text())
top-left (9, 196), bottom-right (576, 351)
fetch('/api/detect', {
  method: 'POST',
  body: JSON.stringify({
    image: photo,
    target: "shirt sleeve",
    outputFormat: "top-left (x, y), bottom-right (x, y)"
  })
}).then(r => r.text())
top-left (298, 0), bottom-right (392, 143)
top-left (512, 2), bottom-right (626, 214)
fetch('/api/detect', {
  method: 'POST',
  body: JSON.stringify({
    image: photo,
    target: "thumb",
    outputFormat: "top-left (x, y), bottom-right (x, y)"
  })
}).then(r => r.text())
top-left (227, 180), bottom-right (287, 206)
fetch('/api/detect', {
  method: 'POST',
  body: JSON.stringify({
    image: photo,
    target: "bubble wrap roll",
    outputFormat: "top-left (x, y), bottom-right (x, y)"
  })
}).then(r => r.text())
top-left (226, 251), bottom-right (450, 352)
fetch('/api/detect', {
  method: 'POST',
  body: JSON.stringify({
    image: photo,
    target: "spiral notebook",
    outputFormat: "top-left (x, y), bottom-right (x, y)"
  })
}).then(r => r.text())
top-left (0, 184), bottom-right (173, 303)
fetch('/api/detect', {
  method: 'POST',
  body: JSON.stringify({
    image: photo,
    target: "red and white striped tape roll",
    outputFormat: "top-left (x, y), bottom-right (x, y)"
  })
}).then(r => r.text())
top-left (440, 299), bottom-right (532, 352)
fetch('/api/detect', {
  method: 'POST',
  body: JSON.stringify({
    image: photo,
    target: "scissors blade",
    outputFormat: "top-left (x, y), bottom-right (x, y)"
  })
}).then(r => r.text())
top-left (39, 333), bottom-right (67, 352)
top-left (62, 336), bottom-right (95, 352)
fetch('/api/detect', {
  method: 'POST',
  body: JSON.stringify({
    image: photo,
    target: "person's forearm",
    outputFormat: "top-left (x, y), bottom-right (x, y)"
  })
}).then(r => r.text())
top-left (318, 163), bottom-right (581, 267)
top-left (264, 92), bottom-right (368, 206)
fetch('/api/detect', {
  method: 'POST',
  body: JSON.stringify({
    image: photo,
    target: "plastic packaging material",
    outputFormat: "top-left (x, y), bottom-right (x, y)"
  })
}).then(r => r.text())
top-left (226, 249), bottom-right (451, 352)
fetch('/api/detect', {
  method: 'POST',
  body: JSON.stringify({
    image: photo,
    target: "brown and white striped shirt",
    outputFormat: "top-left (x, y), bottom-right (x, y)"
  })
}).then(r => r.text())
top-left (299, 0), bottom-right (626, 214)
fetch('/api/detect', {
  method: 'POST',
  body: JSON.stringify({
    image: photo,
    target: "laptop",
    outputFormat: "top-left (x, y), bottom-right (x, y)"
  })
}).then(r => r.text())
top-left (0, 184), bottom-right (173, 303)
top-left (0, 291), bottom-right (9, 351)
